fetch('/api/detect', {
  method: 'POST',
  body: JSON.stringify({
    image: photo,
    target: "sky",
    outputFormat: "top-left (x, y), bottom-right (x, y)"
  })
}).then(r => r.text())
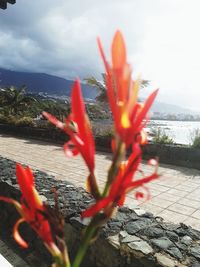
top-left (1, 0), bottom-right (200, 110)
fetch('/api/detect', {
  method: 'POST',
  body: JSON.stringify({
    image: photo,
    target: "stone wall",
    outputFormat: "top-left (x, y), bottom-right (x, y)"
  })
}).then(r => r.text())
top-left (0, 157), bottom-right (200, 267)
top-left (142, 143), bottom-right (200, 170)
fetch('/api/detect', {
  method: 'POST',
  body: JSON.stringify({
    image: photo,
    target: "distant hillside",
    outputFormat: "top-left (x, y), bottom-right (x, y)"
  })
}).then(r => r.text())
top-left (0, 68), bottom-right (98, 99)
top-left (151, 101), bottom-right (197, 115)
top-left (1, 68), bottom-right (197, 115)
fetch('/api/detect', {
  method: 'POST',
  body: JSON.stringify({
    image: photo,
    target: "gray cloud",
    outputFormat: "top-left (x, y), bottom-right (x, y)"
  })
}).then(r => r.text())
top-left (1, 0), bottom-right (200, 110)
top-left (0, 0), bottom-right (150, 77)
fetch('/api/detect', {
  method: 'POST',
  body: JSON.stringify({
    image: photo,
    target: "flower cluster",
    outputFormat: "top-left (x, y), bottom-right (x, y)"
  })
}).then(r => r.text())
top-left (0, 164), bottom-right (62, 258)
top-left (0, 31), bottom-right (159, 267)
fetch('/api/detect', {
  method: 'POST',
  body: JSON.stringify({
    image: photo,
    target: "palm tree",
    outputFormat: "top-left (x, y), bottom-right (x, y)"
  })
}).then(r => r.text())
top-left (0, 86), bottom-right (36, 115)
top-left (84, 74), bottom-right (107, 102)
top-left (85, 74), bottom-right (150, 103)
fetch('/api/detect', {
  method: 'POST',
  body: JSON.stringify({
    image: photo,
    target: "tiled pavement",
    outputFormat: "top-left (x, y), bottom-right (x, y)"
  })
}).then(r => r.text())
top-left (1, 134), bottom-right (200, 230)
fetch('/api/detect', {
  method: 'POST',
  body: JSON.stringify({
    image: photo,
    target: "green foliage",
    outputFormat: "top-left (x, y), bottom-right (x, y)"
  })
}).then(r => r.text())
top-left (14, 117), bottom-right (35, 127)
top-left (0, 114), bottom-right (15, 124)
top-left (0, 85), bottom-right (110, 128)
top-left (85, 74), bottom-right (107, 103)
top-left (86, 103), bottom-right (110, 120)
top-left (85, 74), bottom-right (150, 103)
top-left (190, 129), bottom-right (200, 148)
top-left (0, 86), bottom-right (36, 115)
top-left (152, 128), bottom-right (174, 144)
top-left (91, 122), bottom-right (114, 137)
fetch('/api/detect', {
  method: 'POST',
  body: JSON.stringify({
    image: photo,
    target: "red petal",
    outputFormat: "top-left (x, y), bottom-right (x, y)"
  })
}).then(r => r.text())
top-left (71, 79), bottom-right (86, 133)
top-left (13, 218), bottom-right (28, 248)
top-left (135, 186), bottom-right (151, 202)
top-left (112, 31), bottom-right (126, 69)
top-left (0, 196), bottom-right (21, 210)
top-left (97, 37), bottom-right (110, 73)
top-left (16, 164), bottom-right (34, 202)
top-left (111, 138), bottom-right (116, 152)
top-left (125, 173), bottom-right (159, 189)
top-left (135, 191), bottom-right (144, 200)
top-left (148, 158), bottom-right (158, 166)
top-left (82, 198), bottom-right (110, 218)
top-left (16, 164), bottom-right (42, 210)
top-left (42, 112), bottom-right (64, 129)
top-left (118, 194), bottom-right (126, 206)
top-left (63, 140), bottom-right (79, 157)
top-left (135, 89), bottom-right (159, 131)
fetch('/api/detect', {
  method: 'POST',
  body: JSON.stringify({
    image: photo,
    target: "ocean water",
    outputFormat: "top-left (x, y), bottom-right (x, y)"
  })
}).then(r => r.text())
top-left (94, 119), bottom-right (200, 145)
top-left (148, 120), bottom-right (200, 145)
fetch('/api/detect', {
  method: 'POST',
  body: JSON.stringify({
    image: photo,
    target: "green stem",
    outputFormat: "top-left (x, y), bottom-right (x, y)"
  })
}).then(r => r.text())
top-left (72, 221), bottom-right (97, 267)
top-left (102, 140), bottom-right (126, 197)
top-left (53, 256), bottom-right (71, 267)
top-left (72, 138), bottom-right (126, 267)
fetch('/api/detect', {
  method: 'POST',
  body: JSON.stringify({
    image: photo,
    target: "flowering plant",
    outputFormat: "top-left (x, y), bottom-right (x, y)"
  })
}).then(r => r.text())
top-left (0, 31), bottom-right (159, 267)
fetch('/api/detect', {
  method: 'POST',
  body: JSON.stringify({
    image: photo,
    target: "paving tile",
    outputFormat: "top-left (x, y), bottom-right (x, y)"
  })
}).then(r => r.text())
top-left (174, 184), bottom-right (197, 192)
top-left (191, 209), bottom-right (200, 220)
top-left (183, 217), bottom-right (200, 231)
top-left (155, 192), bottom-right (182, 202)
top-left (158, 210), bottom-right (188, 224)
top-left (167, 188), bottom-right (188, 197)
top-left (148, 184), bottom-right (170, 192)
top-left (140, 203), bottom-right (164, 216)
top-left (167, 203), bottom-right (196, 216)
top-left (124, 197), bottom-right (140, 209)
top-left (186, 192), bottom-right (200, 201)
top-left (149, 197), bottom-right (174, 208)
top-left (178, 198), bottom-right (200, 209)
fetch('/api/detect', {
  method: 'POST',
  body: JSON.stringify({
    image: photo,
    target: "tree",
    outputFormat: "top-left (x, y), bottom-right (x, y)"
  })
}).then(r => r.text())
top-left (0, 86), bottom-right (36, 115)
top-left (85, 74), bottom-right (150, 103)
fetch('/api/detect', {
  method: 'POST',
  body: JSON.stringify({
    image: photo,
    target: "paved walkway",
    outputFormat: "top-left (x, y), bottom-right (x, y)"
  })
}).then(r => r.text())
top-left (1, 134), bottom-right (200, 231)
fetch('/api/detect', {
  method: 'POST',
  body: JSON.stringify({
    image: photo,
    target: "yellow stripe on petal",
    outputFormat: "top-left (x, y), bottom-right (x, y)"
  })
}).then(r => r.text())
top-left (140, 130), bottom-right (147, 145)
top-left (13, 218), bottom-right (28, 248)
top-left (128, 77), bottom-right (141, 111)
top-left (121, 112), bottom-right (130, 128)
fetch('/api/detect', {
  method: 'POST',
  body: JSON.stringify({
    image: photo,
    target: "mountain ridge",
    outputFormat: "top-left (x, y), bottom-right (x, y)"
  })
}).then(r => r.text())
top-left (0, 68), bottom-right (98, 99)
top-left (0, 68), bottom-right (197, 115)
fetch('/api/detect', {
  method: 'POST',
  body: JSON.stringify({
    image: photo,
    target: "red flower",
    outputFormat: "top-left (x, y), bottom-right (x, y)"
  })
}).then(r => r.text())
top-left (43, 79), bottom-right (95, 173)
top-left (97, 31), bottom-right (158, 148)
top-left (82, 145), bottom-right (159, 218)
top-left (0, 164), bottom-right (58, 254)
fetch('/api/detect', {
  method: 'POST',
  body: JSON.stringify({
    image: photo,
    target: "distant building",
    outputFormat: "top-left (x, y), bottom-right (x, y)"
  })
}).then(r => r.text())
top-left (0, 0), bottom-right (16, 10)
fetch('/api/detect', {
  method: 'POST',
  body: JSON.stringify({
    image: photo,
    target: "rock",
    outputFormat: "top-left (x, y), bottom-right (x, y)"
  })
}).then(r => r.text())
top-left (128, 238), bottom-right (153, 255)
top-left (175, 227), bottom-right (187, 237)
top-left (134, 208), bottom-right (147, 216)
top-left (166, 231), bottom-right (179, 242)
top-left (161, 223), bottom-right (179, 232)
top-left (40, 195), bottom-right (47, 202)
top-left (187, 228), bottom-right (200, 240)
top-left (167, 247), bottom-right (183, 260)
top-left (115, 210), bottom-right (134, 221)
top-left (190, 260), bottom-right (200, 267)
top-left (142, 227), bottom-right (164, 238)
top-left (176, 242), bottom-right (187, 251)
top-left (108, 221), bottom-right (122, 231)
top-left (124, 219), bottom-right (152, 234)
top-left (151, 237), bottom-right (174, 250)
top-left (69, 216), bottom-right (86, 229)
top-left (181, 235), bottom-right (193, 246)
top-left (120, 233), bottom-right (141, 243)
top-left (190, 245), bottom-right (200, 260)
top-left (108, 234), bottom-right (120, 248)
top-left (155, 253), bottom-right (176, 267)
